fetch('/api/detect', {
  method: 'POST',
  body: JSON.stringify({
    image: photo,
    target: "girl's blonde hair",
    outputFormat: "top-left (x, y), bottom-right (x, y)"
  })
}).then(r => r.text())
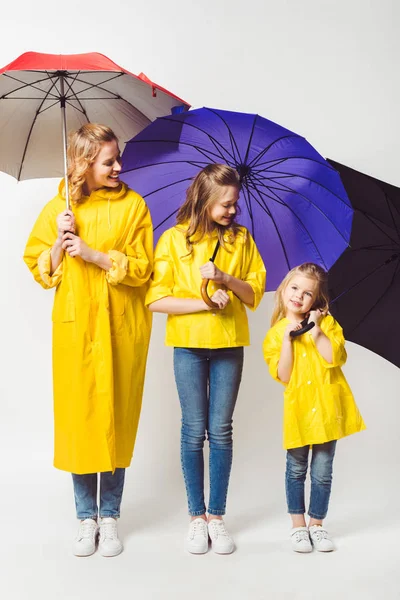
top-left (64, 123), bottom-right (118, 203)
top-left (271, 263), bottom-right (329, 326)
top-left (176, 164), bottom-right (241, 254)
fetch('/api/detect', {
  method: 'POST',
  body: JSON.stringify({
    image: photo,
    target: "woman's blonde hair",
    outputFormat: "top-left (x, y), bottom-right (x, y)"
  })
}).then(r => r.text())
top-left (271, 263), bottom-right (329, 326)
top-left (176, 164), bottom-right (241, 254)
top-left (64, 123), bottom-right (118, 203)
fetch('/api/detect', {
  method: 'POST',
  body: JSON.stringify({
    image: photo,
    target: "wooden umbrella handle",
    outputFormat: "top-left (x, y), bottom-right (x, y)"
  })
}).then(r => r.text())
top-left (201, 278), bottom-right (219, 309)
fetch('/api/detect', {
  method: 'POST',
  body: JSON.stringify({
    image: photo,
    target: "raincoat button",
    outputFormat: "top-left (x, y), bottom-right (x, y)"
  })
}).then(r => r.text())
top-left (307, 380), bottom-right (311, 385)
top-left (303, 353), bottom-right (307, 357)
top-left (312, 407), bottom-right (316, 412)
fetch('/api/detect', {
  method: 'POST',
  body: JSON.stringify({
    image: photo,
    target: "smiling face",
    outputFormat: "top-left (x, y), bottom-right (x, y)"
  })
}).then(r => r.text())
top-left (283, 274), bottom-right (319, 320)
top-left (209, 185), bottom-right (240, 226)
top-left (84, 139), bottom-right (122, 194)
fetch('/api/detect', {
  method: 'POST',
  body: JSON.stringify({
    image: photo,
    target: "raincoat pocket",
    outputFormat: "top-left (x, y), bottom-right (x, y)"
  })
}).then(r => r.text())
top-left (52, 295), bottom-right (75, 323)
top-left (323, 383), bottom-right (344, 421)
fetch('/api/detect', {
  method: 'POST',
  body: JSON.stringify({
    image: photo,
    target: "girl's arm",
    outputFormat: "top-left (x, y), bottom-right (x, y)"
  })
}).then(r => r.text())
top-left (309, 310), bottom-right (333, 363)
top-left (277, 323), bottom-right (301, 383)
top-left (148, 288), bottom-right (230, 314)
top-left (199, 262), bottom-right (254, 305)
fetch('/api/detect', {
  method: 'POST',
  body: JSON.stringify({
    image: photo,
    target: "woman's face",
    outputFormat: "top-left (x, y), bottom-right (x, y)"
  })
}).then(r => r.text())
top-left (85, 140), bottom-right (122, 192)
top-left (209, 185), bottom-right (240, 226)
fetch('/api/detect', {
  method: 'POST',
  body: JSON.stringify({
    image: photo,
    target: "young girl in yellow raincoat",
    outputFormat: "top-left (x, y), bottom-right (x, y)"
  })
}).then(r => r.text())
top-left (146, 164), bottom-right (266, 555)
top-left (263, 263), bottom-right (365, 553)
top-left (23, 124), bottom-right (153, 557)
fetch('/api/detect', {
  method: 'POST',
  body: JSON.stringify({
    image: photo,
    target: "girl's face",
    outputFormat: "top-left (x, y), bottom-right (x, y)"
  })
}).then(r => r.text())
top-left (283, 275), bottom-right (319, 319)
top-left (85, 140), bottom-right (122, 193)
top-left (209, 185), bottom-right (240, 226)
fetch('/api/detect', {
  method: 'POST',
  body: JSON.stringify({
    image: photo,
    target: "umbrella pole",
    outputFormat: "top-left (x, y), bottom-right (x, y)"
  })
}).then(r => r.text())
top-left (59, 75), bottom-right (70, 210)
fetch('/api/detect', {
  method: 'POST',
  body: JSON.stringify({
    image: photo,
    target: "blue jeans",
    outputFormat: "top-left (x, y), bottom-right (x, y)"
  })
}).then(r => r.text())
top-left (173, 347), bottom-right (244, 516)
top-left (285, 441), bottom-right (337, 520)
top-left (72, 469), bottom-right (125, 520)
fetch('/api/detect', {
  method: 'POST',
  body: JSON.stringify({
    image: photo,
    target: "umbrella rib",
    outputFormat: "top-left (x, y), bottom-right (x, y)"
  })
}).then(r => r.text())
top-left (123, 140), bottom-right (229, 169)
top-left (153, 208), bottom-right (180, 232)
top-left (383, 192), bottom-right (400, 242)
top-left (1, 72), bottom-right (61, 99)
top-left (63, 72), bottom-right (124, 99)
top-left (247, 173), bottom-right (326, 268)
top-left (138, 116), bottom-right (237, 164)
top-left (253, 155), bottom-right (332, 173)
top-left (242, 114), bottom-right (258, 167)
top-left (239, 183), bottom-right (255, 236)
top-left (336, 256), bottom-right (400, 336)
top-left (246, 134), bottom-right (302, 169)
top-left (357, 210), bottom-right (400, 247)
top-left (249, 170), bottom-right (350, 244)
top-left (121, 159), bottom-right (210, 175)
top-left (63, 75), bottom-right (90, 120)
top-left (17, 77), bottom-right (61, 180)
top-left (204, 107), bottom-right (244, 165)
top-left (142, 177), bottom-right (194, 199)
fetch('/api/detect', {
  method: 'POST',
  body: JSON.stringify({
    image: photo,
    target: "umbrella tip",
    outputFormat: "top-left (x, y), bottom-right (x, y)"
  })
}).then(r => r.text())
top-left (237, 163), bottom-right (251, 183)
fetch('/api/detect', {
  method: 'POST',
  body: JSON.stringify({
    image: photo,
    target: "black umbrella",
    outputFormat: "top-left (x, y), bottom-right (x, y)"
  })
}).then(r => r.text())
top-left (327, 159), bottom-right (400, 367)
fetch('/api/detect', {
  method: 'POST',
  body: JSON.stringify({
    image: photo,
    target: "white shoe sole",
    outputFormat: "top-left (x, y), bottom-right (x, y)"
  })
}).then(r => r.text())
top-left (99, 546), bottom-right (123, 557)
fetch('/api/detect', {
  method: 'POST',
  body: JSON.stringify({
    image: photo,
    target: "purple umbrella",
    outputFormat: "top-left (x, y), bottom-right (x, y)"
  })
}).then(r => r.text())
top-left (121, 107), bottom-right (352, 290)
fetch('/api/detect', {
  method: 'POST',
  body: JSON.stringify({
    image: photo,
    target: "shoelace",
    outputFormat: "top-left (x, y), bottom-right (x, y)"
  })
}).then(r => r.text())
top-left (210, 521), bottom-right (230, 539)
top-left (101, 520), bottom-right (118, 540)
top-left (189, 520), bottom-right (207, 539)
top-left (293, 530), bottom-right (309, 543)
top-left (78, 521), bottom-right (97, 540)
top-left (311, 528), bottom-right (328, 542)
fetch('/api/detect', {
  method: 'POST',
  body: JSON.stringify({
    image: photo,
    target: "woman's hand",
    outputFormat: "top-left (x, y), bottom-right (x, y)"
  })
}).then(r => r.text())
top-left (62, 232), bottom-right (94, 262)
top-left (56, 210), bottom-right (75, 240)
top-left (283, 322), bottom-right (302, 341)
top-left (200, 261), bottom-right (227, 285)
top-left (205, 289), bottom-right (230, 310)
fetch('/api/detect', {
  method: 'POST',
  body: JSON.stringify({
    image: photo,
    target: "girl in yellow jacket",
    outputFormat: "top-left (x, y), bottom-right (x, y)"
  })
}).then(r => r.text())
top-left (23, 124), bottom-right (153, 558)
top-left (146, 164), bottom-right (266, 554)
top-left (263, 263), bottom-right (365, 553)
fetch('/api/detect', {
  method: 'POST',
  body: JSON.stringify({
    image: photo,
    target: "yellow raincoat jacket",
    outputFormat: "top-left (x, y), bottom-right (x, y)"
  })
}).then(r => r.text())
top-left (263, 315), bottom-right (366, 449)
top-left (145, 225), bottom-right (266, 347)
top-left (24, 182), bottom-right (153, 474)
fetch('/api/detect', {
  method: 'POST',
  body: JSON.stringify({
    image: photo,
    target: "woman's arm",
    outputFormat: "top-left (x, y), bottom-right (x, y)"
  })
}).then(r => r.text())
top-left (148, 289), bottom-right (230, 314)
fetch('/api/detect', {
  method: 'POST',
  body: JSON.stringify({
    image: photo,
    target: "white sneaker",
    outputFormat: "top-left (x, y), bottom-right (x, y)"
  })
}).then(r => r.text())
top-left (290, 527), bottom-right (312, 553)
top-left (309, 525), bottom-right (334, 552)
top-left (98, 517), bottom-right (123, 557)
top-left (186, 518), bottom-right (209, 554)
top-left (208, 519), bottom-right (235, 554)
top-left (73, 518), bottom-right (98, 557)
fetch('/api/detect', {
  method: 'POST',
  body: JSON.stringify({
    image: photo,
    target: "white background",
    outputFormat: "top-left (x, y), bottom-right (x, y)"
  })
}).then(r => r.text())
top-left (1, 1), bottom-right (399, 599)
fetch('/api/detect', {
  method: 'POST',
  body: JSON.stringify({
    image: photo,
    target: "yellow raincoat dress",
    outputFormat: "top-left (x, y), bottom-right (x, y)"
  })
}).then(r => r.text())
top-left (145, 225), bottom-right (266, 346)
top-left (23, 182), bottom-right (153, 474)
top-left (263, 315), bottom-right (366, 449)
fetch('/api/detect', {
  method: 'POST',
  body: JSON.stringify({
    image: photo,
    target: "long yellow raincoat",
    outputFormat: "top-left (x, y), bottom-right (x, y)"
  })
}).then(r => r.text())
top-left (24, 182), bottom-right (153, 474)
top-left (145, 225), bottom-right (266, 347)
top-left (263, 315), bottom-right (366, 449)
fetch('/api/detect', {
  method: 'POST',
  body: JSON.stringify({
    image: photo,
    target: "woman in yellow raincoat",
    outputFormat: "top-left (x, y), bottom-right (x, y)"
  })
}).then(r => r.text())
top-left (263, 263), bottom-right (365, 554)
top-left (146, 164), bottom-right (266, 555)
top-left (24, 124), bottom-right (153, 557)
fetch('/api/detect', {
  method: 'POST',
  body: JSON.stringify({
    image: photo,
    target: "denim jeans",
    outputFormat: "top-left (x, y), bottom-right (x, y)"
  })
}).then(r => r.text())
top-left (173, 346), bottom-right (244, 516)
top-left (72, 468), bottom-right (125, 520)
top-left (285, 440), bottom-right (337, 520)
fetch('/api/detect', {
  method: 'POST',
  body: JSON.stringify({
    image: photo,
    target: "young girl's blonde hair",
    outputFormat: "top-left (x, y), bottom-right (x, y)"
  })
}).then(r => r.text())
top-left (271, 263), bottom-right (329, 326)
top-left (63, 123), bottom-right (119, 203)
top-left (176, 163), bottom-right (241, 254)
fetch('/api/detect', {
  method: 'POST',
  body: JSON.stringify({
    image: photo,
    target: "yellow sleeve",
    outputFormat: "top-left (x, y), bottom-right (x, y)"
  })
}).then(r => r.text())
top-left (262, 325), bottom-right (285, 385)
top-left (106, 197), bottom-right (153, 287)
top-left (312, 314), bottom-right (347, 368)
top-left (241, 230), bottom-right (266, 311)
top-left (145, 231), bottom-right (174, 306)
top-left (23, 198), bottom-right (63, 289)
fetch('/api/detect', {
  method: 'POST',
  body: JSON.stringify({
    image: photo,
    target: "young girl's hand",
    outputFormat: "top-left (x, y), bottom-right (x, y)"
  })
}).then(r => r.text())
top-left (308, 309), bottom-right (327, 326)
top-left (205, 289), bottom-right (230, 310)
top-left (200, 261), bottom-right (227, 284)
top-left (283, 322), bottom-right (302, 341)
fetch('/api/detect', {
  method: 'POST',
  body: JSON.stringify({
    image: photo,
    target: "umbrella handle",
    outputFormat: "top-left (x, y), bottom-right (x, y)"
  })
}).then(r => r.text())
top-left (201, 278), bottom-right (220, 309)
top-left (290, 317), bottom-right (315, 338)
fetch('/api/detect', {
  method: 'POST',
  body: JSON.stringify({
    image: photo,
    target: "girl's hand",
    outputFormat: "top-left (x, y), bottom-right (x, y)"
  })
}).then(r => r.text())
top-left (283, 322), bottom-right (302, 341)
top-left (204, 289), bottom-right (230, 310)
top-left (200, 261), bottom-right (227, 285)
top-left (62, 232), bottom-right (94, 262)
top-left (308, 309), bottom-right (327, 326)
top-left (56, 210), bottom-right (75, 240)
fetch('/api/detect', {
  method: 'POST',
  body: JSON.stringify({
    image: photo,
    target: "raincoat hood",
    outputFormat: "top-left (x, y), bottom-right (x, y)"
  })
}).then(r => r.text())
top-left (58, 179), bottom-right (130, 202)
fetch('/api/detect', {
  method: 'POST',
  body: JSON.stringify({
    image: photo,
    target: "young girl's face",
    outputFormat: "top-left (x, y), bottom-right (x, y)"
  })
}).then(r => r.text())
top-left (85, 140), bottom-right (122, 193)
top-left (209, 185), bottom-right (239, 226)
top-left (283, 275), bottom-right (319, 318)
